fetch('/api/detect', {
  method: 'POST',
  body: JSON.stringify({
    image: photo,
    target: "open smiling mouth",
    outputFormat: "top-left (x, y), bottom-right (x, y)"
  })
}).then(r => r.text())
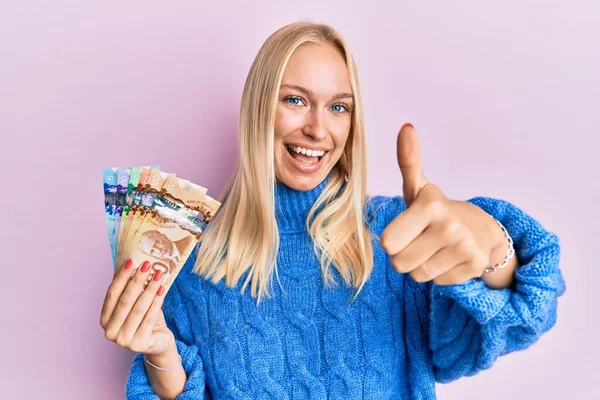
top-left (285, 144), bottom-right (328, 163)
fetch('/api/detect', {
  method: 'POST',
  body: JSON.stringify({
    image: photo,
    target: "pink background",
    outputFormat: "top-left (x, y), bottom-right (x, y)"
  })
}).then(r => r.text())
top-left (2, 1), bottom-right (598, 399)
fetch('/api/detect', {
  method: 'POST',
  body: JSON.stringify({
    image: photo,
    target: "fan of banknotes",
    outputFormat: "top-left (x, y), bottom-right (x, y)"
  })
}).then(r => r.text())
top-left (102, 166), bottom-right (221, 290)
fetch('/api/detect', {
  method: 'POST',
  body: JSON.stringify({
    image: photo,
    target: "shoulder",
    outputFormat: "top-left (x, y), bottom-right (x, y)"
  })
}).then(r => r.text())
top-left (364, 194), bottom-right (407, 234)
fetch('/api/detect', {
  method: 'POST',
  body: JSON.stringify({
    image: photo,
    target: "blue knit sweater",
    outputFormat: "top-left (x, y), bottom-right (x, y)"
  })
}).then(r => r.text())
top-left (125, 175), bottom-right (566, 399)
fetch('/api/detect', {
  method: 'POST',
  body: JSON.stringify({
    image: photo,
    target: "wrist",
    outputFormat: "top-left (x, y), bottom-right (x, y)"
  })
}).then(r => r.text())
top-left (143, 336), bottom-right (186, 399)
top-left (480, 219), bottom-right (518, 289)
top-left (489, 237), bottom-right (510, 267)
top-left (146, 336), bottom-right (179, 367)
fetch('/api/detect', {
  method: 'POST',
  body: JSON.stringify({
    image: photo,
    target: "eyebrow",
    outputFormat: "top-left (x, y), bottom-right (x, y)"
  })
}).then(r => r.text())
top-left (280, 84), bottom-right (354, 102)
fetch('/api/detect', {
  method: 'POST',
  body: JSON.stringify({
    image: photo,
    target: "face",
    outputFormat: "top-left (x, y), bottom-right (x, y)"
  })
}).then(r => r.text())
top-left (274, 43), bottom-right (354, 191)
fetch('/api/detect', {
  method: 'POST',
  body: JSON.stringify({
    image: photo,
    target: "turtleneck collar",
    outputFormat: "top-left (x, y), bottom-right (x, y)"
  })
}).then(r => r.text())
top-left (274, 172), bottom-right (334, 234)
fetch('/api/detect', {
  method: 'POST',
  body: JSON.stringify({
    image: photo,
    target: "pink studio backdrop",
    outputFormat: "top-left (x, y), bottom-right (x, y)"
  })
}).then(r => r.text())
top-left (1, 1), bottom-right (598, 399)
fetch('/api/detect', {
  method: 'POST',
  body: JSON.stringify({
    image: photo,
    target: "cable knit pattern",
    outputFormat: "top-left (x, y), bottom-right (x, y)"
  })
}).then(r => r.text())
top-left (240, 293), bottom-right (287, 398)
top-left (321, 282), bottom-right (361, 398)
top-left (125, 175), bottom-right (565, 399)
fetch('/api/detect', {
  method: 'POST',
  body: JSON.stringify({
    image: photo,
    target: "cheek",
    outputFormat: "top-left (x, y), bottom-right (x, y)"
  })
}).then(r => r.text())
top-left (273, 113), bottom-right (285, 141)
top-left (331, 122), bottom-right (351, 150)
top-left (274, 108), bottom-right (301, 139)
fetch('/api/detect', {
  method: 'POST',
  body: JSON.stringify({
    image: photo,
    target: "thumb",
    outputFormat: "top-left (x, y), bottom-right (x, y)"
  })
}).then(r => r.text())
top-left (397, 123), bottom-right (429, 207)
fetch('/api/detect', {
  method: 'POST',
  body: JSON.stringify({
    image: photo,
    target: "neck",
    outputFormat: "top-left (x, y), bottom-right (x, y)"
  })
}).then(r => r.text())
top-left (274, 173), bottom-right (333, 234)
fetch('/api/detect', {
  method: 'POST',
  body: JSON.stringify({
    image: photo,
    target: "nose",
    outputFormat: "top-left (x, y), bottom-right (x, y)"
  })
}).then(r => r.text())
top-left (302, 108), bottom-right (327, 141)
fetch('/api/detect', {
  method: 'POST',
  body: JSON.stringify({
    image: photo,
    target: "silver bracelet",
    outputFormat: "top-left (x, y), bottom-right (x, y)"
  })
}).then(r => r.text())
top-left (483, 218), bottom-right (515, 273)
top-left (144, 353), bottom-right (182, 372)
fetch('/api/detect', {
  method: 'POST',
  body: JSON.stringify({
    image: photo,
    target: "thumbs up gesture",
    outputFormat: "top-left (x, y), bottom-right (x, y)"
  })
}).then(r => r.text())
top-left (380, 124), bottom-right (517, 287)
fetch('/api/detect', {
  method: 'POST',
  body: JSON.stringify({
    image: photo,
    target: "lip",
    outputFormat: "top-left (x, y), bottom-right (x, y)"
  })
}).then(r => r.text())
top-left (284, 144), bottom-right (326, 174)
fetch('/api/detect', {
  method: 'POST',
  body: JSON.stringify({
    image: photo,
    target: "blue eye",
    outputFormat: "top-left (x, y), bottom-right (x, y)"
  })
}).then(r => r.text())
top-left (283, 96), bottom-right (351, 115)
top-left (284, 96), bottom-right (303, 106)
top-left (331, 104), bottom-right (349, 114)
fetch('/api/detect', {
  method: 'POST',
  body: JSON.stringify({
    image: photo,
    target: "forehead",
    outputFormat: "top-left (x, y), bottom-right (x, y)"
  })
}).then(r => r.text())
top-left (281, 44), bottom-right (352, 95)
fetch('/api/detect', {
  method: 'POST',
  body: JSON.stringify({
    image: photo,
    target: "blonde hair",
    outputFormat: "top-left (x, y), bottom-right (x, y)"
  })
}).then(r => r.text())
top-left (194, 20), bottom-right (374, 303)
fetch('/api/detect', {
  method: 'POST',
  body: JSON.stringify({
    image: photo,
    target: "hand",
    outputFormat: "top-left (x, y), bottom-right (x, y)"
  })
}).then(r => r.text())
top-left (100, 259), bottom-right (175, 355)
top-left (380, 123), bottom-right (505, 286)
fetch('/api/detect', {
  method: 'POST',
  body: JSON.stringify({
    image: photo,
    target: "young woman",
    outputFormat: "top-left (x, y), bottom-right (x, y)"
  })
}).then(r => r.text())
top-left (100, 21), bottom-right (566, 399)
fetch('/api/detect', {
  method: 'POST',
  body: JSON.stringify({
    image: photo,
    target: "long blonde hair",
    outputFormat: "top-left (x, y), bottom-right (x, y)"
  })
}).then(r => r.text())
top-left (194, 21), bottom-right (374, 303)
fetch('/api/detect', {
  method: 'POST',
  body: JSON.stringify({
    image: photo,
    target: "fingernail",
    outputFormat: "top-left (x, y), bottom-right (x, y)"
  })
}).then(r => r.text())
top-left (123, 259), bottom-right (133, 270)
top-left (401, 122), bottom-right (414, 130)
top-left (157, 286), bottom-right (165, 296)
top-left (140, 261), bottom-right (151, 273)
top-left (153, 270), bottom-right (163, 282)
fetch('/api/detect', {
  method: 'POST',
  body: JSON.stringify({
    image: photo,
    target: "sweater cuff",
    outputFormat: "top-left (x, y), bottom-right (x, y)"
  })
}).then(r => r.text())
top-left (432, 196), bottom-right (566, 325)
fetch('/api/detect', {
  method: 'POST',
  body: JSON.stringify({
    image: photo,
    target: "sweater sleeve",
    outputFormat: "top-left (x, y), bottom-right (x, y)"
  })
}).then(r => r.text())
top-left (125, 253), bottom-right (207, 399)
top-left (428, 196), bottom-right (566, 383)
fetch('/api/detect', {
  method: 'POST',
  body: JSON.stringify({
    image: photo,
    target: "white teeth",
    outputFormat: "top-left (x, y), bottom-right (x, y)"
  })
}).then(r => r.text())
top-left (287, 144), bottom-right (326, 157)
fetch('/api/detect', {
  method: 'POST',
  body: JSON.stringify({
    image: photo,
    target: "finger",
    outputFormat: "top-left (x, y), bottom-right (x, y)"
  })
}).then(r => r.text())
top-left (133, 286), bottom-right (167, 346)
top-left (119, 270), bottom-right (166, 341)
top-left (101, 259), bottom-right (135, 329)
top-left (104, 260), bottom-right (153, 340)
top-left (389, 223), bottom-right (450, 273)
top-left (433, 245), bottom-right (489, 285)
top-left (409, 243), bottom-right (469, 283)
top-left (154, 306), bottom-right (167, 327)
top-left (397, 123), bottom-right (429, 207)
top-left (380, 204), bottom-right (432, 256)
top-left (391, 215), bottom-right (469, 273)
top-left (433, 260), bottom-right (482, 286)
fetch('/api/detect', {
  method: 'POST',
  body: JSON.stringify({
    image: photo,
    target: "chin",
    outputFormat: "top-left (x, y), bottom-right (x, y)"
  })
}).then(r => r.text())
top-left (276, 169), bottom-right (329, 191)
